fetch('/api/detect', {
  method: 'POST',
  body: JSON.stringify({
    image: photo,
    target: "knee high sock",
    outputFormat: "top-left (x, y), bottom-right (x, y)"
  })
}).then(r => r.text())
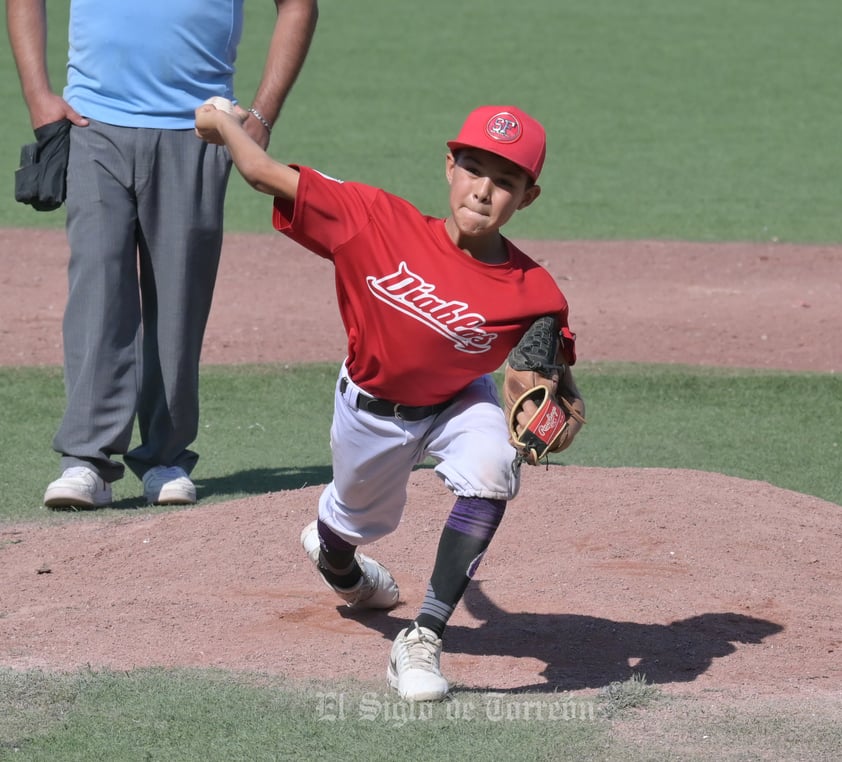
top-left (316, 518), bottom-right (361, 588)
top-left (415, 497), bottom-right (506, 638)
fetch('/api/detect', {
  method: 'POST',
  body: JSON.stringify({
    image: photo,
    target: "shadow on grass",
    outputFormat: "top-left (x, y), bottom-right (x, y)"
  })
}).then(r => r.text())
top-left (43, 461), bottom-right (447, 512)
top-left (47, 466), bottom-right (336, 512)
top-left (196, 465), bottom-right (334, 497)
top-left (341, 581), bottom-right (783, 693)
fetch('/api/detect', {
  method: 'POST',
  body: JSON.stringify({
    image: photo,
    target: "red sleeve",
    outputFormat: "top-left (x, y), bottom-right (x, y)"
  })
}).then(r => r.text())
top-left (507, 243), bottom-right (577, 366)
top-left (271, 166), bottom-right (376, 259)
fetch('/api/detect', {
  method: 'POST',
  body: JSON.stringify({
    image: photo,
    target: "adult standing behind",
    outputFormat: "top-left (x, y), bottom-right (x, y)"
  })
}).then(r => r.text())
top-left (7, 0), bottom-right (319, 507)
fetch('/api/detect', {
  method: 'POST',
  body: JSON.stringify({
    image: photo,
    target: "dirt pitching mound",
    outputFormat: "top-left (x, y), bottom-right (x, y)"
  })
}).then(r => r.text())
top-left (0, 229), bottom-right (840, 701)
top-left (1, 468), bottom-right (839, 699)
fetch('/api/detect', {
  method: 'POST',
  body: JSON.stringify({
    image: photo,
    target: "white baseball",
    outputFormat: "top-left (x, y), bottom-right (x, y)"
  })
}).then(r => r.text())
top-left (203, 96), bottom-right (235, 114)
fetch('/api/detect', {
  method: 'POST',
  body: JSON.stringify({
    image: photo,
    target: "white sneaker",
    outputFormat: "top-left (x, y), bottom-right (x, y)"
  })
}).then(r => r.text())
top-left (142, 466), bottom-right (196, 505)
top-left (300, 520), bottom-right (399, 609)
top-left (387, 622), bottom-right (449, 702)
top-left (43, 466), bottom-right (112, 509)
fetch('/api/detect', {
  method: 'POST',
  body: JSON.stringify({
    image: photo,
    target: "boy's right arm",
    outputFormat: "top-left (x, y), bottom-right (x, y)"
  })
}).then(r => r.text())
top-left (195, 105), bottom-right (300, 201)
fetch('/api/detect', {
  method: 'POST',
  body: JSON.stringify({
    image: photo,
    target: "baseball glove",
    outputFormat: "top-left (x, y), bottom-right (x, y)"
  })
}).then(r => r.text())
top-left (504, 315), bottom-right (586, 465)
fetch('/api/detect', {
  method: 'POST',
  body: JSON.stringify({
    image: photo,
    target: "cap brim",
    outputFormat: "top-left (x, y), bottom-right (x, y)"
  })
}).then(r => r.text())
top-left (446, 140), bottom-right (538, 181)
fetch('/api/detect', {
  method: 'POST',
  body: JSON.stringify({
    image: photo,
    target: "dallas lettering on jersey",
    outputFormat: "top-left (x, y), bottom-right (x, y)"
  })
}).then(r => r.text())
top-left (366, 262), bottom-right (497, 354)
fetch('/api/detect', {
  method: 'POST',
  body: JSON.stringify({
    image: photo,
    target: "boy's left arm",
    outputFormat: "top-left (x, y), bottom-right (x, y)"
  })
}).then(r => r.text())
top-left (503, 315), bottom-right (586, 464)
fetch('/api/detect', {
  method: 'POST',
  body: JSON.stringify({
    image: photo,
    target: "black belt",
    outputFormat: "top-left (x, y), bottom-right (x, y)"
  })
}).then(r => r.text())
top-left (340, 377), bottom-right (451, 421)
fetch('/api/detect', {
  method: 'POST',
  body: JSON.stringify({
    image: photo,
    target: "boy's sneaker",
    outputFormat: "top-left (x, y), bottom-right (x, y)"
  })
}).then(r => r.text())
top-left (43, 466), bottom-right (112, 509)
top-left (142, 466), bottom-right (196, 505)
top-left (300, 520), bottom-right (399, 609)
top-left (387, 622), bottom-right (449, 702)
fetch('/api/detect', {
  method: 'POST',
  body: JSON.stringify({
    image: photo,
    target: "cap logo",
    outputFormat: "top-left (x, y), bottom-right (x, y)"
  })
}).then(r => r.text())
top-left (485, 112), bottom-right (521, 143)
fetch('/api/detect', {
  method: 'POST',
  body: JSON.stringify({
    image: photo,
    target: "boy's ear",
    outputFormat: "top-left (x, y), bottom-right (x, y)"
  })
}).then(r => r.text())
top-left (445, 152), bottom-right (456, 183)
top-left (518, 184), bottom-right (541, 210)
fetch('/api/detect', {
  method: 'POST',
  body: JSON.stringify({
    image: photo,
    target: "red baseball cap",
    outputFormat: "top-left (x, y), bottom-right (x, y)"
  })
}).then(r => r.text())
top-left (447, 105), bottom-right (546, 182)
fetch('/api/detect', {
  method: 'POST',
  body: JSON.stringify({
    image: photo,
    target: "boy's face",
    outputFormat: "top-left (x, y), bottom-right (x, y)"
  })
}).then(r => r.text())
top-left (446, 148), bottom-right (541, 238)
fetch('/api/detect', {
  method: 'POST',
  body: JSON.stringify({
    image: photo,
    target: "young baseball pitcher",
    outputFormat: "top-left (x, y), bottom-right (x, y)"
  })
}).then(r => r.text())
top-left (194, 102), bottom-right (585, 701)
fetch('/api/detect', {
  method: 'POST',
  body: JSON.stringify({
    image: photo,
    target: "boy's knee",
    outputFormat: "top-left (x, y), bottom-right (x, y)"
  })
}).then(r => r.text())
top-left (437, 438), bottom-right (520, 500)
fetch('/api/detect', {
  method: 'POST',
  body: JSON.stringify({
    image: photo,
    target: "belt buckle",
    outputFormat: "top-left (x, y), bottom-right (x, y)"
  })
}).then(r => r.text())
top-left (393, 403), bottom-right (406, 420)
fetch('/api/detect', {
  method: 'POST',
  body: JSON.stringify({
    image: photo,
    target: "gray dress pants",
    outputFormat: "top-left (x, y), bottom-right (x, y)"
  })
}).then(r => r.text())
top-left (55, 120), bottom-right (232, 483)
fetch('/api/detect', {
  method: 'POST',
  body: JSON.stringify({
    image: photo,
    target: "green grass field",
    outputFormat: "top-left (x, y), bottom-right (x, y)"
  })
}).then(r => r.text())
top-left (3, 0), bottom-right (842, 241)
top-left (2, 1), bottom-right (841, 759)
top-left (1, 363), bottom-right (839, 523)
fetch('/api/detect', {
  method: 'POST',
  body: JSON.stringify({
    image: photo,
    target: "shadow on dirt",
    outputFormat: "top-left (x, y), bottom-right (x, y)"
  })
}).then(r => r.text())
top-left (343, 581), bottom-right (783, 693)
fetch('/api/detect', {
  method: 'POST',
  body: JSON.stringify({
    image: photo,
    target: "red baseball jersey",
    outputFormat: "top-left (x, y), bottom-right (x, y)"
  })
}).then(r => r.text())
top-left (273, 167), bottom-right (575, 406)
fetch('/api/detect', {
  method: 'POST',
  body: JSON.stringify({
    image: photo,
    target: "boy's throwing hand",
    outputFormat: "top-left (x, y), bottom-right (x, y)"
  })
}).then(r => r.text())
top-left (195, 101), bottom-right (248, 145)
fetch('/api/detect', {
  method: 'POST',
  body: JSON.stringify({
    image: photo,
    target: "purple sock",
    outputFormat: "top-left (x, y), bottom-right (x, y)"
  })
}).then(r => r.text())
top-left (445, 496), bottom-right (506, 540)
top-left (416, 497), bottom-right (507, 636)
top-left (316, 519), bottom-right (358, 584)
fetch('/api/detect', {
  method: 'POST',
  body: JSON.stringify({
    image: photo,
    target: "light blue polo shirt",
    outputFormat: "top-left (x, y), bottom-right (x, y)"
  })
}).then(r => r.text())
top-left (64, 0), bottom-right (244, 129)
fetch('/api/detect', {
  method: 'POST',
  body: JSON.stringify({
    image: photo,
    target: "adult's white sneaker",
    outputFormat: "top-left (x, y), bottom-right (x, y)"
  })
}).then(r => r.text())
top-left (43, 466), bottom-right (112, 509)
top-left (387, 622), bottom-right (450, 702)
top-left (142, 466), bottom-right (196, 505)
top-left (300, 520), bottom-right (399, 609)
